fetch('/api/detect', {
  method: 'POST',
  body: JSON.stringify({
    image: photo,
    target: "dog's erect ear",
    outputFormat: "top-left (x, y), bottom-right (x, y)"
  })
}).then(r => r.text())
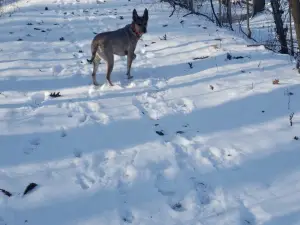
top-left (143, 8), bottom-right (148, 21)
top-left (132, 9), bottom-right (138, 21)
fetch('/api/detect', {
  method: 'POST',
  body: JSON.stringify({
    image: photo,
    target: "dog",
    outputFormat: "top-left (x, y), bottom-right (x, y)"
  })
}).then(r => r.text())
top-left (87, 8), bottom-right (149, 86)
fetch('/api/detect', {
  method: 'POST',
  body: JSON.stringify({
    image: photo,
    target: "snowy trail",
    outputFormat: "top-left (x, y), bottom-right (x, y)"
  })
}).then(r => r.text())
top-left (1, 0), bottom-right (300, 224)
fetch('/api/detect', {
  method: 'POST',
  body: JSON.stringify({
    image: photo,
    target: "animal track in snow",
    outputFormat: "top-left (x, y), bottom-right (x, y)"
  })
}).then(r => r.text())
top-left (190, 178), bottom-right (212, 205)
top-left (64, 101), bottom-right (109, 125)
top-left (73, 152), bottom-right (108, 190)
top-left (75, 172), bottom-right (95, 190)
top-left (24, 137), bottom-right (41, 154)
top-left (134, 91), bottom-right (194, 120)
top-left (120, 209), bottom-right (134, 223)
top-left (60, 127), bottom-right (67, 137)
top-left (28, 92), bottom-right (49, 108)
top-left (74, 158), bottom-right (97, 190)
top-left (52, 64), bottom-right (65, 76)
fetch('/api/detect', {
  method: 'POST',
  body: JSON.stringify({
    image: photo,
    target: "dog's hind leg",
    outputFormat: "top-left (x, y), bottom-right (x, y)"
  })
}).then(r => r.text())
top-left (106, 59), bottom-right (114, 86)
top-left (97, 48), bottom-right (114, 86)
top-left (92, 53), bottom-right (101, 86)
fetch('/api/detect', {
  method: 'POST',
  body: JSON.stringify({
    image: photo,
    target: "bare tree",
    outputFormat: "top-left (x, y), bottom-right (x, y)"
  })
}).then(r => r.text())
top-left (218, 0), bottom-right (222, 26)
top-left (227, 0), bottom-right (233, 30)
top-left (288, 0), bottom-right (294, 55)
top-left (290, 0), bottom-right (300, 50)
top-left (246, 0), bottom-right (251, 38)
top-left (270, 0), bottom-right (288, 54)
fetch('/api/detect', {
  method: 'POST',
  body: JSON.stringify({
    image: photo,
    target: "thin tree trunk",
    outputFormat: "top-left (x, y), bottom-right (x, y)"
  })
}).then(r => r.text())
top-left (270, 0), bottom-right (289, 54)
top-left (290, 0), bottom-right (300, 51)
top-left (289, 0), bottom-right (294, 55)
top-left (188, 0), bottom-right (194, 12)
top-left (210, 0), bottom-right (222, 27)
top-left (219, 0), bottom-right (222, 25)
top-left (246, 0), bottom-right (251, 38)
top-left (227, 0), bottom-right (233, 30)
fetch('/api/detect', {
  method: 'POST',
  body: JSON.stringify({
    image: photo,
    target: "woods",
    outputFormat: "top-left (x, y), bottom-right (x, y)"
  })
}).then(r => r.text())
top-left (163, 0), bottom-right (300, 72)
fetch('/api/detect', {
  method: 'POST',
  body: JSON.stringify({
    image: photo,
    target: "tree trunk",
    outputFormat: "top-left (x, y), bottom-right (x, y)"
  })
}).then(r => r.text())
top-left (270, 0), bottom-right (289, 54)
top-left (219, 0), bottom-right (222, 25)
top-left (227, 0), bottom-right (233, 30)
top-left (290, 0), bottom-right (300, 51)
top-left (288, 0), bottom-right (294, 55)
top-left (247, 0), bottom-right (251, 38)
top-left (252, 0), bottom-right (265, 17)
top-left (211, 0), bottom-right (222, 27)
top-left (188, 0), bottom-right (194, 12)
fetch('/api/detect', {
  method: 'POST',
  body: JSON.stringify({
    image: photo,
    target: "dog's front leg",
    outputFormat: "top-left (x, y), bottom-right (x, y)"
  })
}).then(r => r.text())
top-left (126, 52), bottom-right (134, 79)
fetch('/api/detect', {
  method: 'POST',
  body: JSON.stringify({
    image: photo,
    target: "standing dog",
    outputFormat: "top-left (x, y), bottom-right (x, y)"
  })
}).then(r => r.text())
top-left (87, 8), bottom-right (149, 86)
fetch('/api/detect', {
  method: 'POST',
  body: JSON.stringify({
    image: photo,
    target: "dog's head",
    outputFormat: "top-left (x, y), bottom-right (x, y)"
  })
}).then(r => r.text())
top-left (132, 8), bottom-right (148, 36)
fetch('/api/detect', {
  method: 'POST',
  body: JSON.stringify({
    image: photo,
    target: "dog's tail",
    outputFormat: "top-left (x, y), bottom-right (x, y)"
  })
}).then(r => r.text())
top-left (87, 42), bottom-right (98, 64)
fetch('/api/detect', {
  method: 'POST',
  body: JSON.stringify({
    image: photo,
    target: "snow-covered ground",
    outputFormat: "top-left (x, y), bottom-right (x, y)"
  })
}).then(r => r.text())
top-left (1, 0), bottom-right (300, 224)
top-left (194, 0), bottom-right (298, 53)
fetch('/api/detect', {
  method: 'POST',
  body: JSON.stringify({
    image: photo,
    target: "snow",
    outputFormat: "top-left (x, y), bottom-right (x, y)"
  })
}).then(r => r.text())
top-left (1, 0), bottom-right (300, 224)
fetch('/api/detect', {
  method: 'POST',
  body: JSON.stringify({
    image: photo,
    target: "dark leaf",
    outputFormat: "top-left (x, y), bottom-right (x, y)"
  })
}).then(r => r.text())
top-left (171, 202), bottom-right (184, 211)
top-left (156, 131), bottom-right (164, 136)
top-left (0, 188), bottom-right (12, 197)
top-left (49, 92), bottom-right (62, 98)
top-left (23, 183), bottom-right (38, 196)
top-left (226, 53), bottom-right (232, 60)
top-left (176, 131), bottom-right (184, 134)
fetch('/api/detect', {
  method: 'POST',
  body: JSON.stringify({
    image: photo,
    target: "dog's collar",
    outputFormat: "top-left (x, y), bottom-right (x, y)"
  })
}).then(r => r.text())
top-left (131, 24), bottom-right (142, 39)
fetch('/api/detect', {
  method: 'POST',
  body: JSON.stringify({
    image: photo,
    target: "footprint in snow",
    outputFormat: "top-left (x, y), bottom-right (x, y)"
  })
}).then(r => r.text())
top-left (120, 209), bottom-right (134, 223)
top-left (52, 64), bottom-right (64, 76)
top-left (75, 172), bottom-right (95, 190)
top-left (30, 137), bottom-right (40, 146)
top-left (28, 92), bottom-right (48, 108)
top-left (23, 138), bottom-right (40, 154)
top-left (60, 127), bottom-right (67, 137)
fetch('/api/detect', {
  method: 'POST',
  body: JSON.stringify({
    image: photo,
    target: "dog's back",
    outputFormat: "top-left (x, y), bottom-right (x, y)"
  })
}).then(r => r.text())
top-left (91, 24), bottom-right (137, 57)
